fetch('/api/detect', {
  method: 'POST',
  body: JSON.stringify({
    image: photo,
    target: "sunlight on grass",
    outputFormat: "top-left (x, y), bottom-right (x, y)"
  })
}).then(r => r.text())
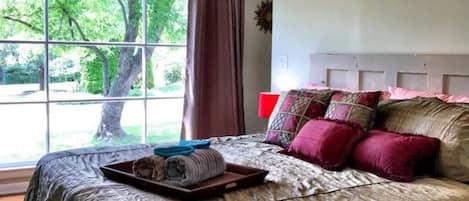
top-left (50, 122), bottom-right (180, 152)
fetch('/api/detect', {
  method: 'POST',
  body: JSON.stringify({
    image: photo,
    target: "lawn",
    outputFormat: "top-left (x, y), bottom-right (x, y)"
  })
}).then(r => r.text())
top-left (53, 123), bottom-right (181, 152)
top-left (0, 122), bottom-right (181, 167)
top-left (0, 93), bottom-right (184, 167)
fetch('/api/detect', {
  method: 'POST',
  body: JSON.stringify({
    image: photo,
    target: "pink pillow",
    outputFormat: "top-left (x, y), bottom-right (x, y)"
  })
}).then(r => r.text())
top-left (352, 130), bottom-right (440, 182)
top-left (305, 82), bottom-right (335, 90)
top-left (305, 82), bottom-right (390, 100)
top-left (447, 95), bottom-right (469, 103)
top-left (287, 118), bottom-right (365, 170)
top-left (305, 82), bottom-right (354, 92)
top-left (388, 87), bottom-right (449, 101)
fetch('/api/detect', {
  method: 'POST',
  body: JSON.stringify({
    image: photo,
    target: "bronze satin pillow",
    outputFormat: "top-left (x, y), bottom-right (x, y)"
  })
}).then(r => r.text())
top-left (376, 97), bottom-right (469, 182)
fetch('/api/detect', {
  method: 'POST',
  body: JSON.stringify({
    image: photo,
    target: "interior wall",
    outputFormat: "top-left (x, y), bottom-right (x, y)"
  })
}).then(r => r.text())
top-left (243, 0), bottom-right (272, 133)
top-left (271, 0), bottom-right (469, 91)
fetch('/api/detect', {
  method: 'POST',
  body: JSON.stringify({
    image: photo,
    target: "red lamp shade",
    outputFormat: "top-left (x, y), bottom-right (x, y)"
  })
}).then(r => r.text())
top-left (258, 92), bottom-right (280, 118)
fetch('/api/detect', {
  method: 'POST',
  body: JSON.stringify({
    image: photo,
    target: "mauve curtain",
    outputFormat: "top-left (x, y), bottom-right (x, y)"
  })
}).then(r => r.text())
top-left (181, 0), bottom-right (245, 140)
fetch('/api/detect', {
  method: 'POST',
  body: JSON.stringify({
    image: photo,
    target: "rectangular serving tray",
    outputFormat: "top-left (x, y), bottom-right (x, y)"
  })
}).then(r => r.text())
top-left (100, 160), bottom-right (269, 200)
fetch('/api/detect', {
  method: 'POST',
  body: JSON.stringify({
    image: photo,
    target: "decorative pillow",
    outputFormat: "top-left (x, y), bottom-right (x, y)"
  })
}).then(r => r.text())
top-left (377, 97), bottom-right (469, 182)
top-left (267, 91), bottom-right (288, 128)
top-left (305, 82), bottom-right (390, 100)
top-left (265, 89), bottom-right (334, 147)
top-left (324, 91), bottom-right (380, 129)
top-left (388, 86), bottom-right (449, 101)
top-left (287, 118), bottom-right (365, 170)
top-left (352, 130), bottom-right (440, 182)
top-left (447, 94), bottom-right (469, 103)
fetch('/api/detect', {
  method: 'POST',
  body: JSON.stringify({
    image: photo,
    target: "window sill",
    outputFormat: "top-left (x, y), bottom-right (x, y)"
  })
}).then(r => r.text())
top-left (0, 167), bottom-right (35, 195)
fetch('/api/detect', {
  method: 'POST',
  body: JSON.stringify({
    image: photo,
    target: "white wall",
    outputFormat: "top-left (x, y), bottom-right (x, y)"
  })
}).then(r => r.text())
top-left (243, 0), bottom-right (272, 133)
top-left (272, 0), bottom-right (469, 91)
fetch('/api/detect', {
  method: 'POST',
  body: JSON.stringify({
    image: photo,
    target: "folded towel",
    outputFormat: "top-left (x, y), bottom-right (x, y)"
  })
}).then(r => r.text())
top-left (179, 140), bottom-right (211, 149)
top-left (132, 155), bottom-right (165, 181)
top-left (154, 145), bottom-right (195, 158)
top-left (164, 149), bottom-right (226, 187)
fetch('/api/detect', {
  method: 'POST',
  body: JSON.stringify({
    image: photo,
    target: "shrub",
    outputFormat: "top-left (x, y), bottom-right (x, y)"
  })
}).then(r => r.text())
top-left (163, 63), bottom-right (182, 84)
top-left (3, 64), bottom-right (39, 84)
top-left (81, 47), bottom-right (155, 95)
top-left (81, 48), bottom-right (119, 95)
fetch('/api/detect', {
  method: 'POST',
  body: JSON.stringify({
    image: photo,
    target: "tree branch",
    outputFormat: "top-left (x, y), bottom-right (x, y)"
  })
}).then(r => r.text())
top-left (1, 16), bottom-right (42, 33)
top-left (61, 7), bottom-right (111, 95)
top-left (67, 17), bottom-right (87, 41)
top-left (117, 0), bottom-right (129, 27)
top-left (69, 16), bottom-right (111, 95)
top-left (58, 4), bottom-right (88, 41)
top-left (88, 46), bottom-right (110, 95)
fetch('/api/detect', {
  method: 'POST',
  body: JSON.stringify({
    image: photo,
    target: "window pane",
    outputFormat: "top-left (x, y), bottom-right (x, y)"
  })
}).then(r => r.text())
top-left (147, 0), bottom-right (187, 44)
top-left (49, 100), bottom-right (144, 152)
top-left (147, 98), bottom-right (182, 143)
top-left (0, 0), bottom-right (44, 40)
top-left (0, 104), bottom-right (46, 167)
top-left (0, 43), bottom-right (45, 102)
top-left (49, 45), bottom-right (144, 100)
top-left (147, 46), bottom-right (186, 97)
top-left (48, 0), bottom-right (141, 42)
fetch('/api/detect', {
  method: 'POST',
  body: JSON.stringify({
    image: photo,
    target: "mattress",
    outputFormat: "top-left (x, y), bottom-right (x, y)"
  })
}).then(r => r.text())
top-left (25, 134), bottom-right (469, 201)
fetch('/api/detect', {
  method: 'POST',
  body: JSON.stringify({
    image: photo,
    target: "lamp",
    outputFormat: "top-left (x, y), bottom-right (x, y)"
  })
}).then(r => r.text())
top-left (258, 92), bottom-right (280, 118)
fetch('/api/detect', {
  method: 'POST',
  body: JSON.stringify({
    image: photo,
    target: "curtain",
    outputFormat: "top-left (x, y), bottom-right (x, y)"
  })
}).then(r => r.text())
top-left (182, 0), bottom-right (245, 140)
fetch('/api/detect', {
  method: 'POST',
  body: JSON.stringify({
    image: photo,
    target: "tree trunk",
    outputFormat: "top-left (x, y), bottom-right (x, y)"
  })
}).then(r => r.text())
top-left (95, 0), bottom-right (161, 139)
top-left (39, 66), bottom-right (44, 91)
top-left (0, 67), bottom-right (3, 84)
top-left (96, 47), bottom-right (142, 139)
top-left (96, 0), bottom-right (140, 139)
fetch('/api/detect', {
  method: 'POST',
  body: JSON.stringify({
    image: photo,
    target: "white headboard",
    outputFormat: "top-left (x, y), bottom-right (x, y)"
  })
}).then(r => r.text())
top-left (310, 54), bottom-right (469, 95)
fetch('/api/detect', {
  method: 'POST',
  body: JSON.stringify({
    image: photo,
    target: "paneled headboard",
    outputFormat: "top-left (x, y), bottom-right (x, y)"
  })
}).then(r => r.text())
top-left (310, 54), bottom-right (469, 95)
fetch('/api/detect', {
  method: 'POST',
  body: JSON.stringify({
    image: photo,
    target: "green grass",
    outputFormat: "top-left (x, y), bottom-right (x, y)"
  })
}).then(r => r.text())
top-left (127, 82), bottom-right (184, 97)
top-left (1, 122), bottom-right (181, 165)
top-left (49, 122), bottom-right (180, 152)
top-left (157, 82), bottom-right (183, 93)
top-left (89, 123), bottom-right (180, 147)
top-left (0, 83), bottom-right (184, 165)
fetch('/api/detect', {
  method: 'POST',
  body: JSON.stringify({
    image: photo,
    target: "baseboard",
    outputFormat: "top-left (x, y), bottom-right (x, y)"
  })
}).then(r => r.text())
top-left (0, 181), bottom-right (29, 195)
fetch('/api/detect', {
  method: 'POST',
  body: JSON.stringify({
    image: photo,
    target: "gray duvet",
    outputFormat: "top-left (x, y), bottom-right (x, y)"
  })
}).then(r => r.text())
top-left (25, 134), bottom-right (469, 201)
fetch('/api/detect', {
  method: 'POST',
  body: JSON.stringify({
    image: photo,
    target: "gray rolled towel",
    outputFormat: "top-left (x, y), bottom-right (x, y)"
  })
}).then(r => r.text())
top-left (132, 155), bottom-right (165, 181)
top-left (164, 148), bottom-right (226, 187)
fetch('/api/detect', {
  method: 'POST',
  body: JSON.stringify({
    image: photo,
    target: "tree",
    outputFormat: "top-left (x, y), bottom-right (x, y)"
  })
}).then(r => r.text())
top-left (1, 0), bottom-right (187, 139)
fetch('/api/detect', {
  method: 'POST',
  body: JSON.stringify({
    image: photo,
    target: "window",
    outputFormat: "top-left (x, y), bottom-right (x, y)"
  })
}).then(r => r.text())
top-left (0, 0), bottom-right (187, 168)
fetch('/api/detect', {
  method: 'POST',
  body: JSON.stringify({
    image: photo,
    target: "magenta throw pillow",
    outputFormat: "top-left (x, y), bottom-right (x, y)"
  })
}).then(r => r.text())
top-left (265, 89), bottom-right (334, 147)
top-left (352, 130), bottom-right (440, 182)
top-left (287, 118), bottom-right (365, 170)
top-left (324, 91), bottom-right (381, 129)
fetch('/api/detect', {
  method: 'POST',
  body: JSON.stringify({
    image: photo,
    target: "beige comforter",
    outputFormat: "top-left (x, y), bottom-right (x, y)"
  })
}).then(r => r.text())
top-left (25, 134), bottom-right (469, 201)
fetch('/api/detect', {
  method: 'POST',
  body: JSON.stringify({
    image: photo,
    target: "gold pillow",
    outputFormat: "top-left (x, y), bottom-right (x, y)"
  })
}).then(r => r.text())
top-left (377, 97), bottom-right (469, 182)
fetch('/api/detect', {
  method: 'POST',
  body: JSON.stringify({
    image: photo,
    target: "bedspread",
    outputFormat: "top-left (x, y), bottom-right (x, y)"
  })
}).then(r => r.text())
top-left (25, 134), bottom-right (469, 201)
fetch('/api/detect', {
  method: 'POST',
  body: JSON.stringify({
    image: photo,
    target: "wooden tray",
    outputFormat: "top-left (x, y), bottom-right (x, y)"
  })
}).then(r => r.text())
top-left (100, 160), bottom-right (269, 200)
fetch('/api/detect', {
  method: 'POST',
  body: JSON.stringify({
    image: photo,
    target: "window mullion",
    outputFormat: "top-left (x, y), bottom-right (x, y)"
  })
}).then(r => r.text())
top-left (43, 0), bottom-right (51, 154)
top-left (142, 0), bottom-right (148, 144)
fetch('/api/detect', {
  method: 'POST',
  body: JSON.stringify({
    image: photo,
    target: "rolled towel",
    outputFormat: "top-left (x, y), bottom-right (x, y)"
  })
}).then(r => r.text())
top-left (164, 149), bottom-right (226, 187)
top-left (154, 145), bottom-right (195, 158)
top-left (179, 140), bottom-right (211, 149)
top-left (132, 155), bottom-right (165, 181)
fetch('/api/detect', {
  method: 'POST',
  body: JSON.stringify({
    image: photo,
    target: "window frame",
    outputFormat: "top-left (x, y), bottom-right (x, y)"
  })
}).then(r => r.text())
top-left (0, 0), bottom-right (187, 169)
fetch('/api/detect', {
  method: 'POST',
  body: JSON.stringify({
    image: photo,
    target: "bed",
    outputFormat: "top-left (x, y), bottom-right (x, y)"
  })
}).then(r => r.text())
top-left (25, 54), bottom-right (469, 201)
top-left (25, 133), bottom-right (469, 201)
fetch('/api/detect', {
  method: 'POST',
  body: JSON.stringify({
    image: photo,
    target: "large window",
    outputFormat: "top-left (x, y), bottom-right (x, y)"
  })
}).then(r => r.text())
top-left (0, 0), bottom-right (187, 168)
